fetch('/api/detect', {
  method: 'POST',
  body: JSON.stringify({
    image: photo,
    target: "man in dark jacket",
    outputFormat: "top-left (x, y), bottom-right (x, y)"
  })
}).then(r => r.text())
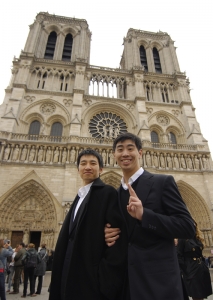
top-left (105, 132), bottom-right (195, 300)
top-left (9, 242), bottom-right (26, 294)
top-left (49, 149), bottom-right (127, 300)
top-left (35, 243), bottom-right (48, 295)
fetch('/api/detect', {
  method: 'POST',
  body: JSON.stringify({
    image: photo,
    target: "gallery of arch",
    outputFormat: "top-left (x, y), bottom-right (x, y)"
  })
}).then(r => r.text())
top-left (0, 12), bottom-right (212, 252)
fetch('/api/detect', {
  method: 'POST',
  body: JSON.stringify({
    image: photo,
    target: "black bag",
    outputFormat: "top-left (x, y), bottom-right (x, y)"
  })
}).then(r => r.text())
top-left (26, 252), bottom-right (38, 268)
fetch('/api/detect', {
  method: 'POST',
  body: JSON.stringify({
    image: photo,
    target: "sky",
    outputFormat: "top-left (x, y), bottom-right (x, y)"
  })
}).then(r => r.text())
top-left (1, 0), bottom-right (213, 153)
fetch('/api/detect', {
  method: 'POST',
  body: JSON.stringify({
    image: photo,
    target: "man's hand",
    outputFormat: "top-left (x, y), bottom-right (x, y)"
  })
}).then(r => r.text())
top-left (127, 184), bottom-right (143, 221)
top-left (104, 223), bottom-right (121, 247)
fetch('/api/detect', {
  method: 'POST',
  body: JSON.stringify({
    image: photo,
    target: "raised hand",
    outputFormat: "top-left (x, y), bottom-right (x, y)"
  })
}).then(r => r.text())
top-left (127, 184), bottom-right (143, 220)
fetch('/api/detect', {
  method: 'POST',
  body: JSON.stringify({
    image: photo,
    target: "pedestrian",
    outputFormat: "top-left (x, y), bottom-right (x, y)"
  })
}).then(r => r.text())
top-left (177, 222), bottom-right (212, 300)
top-left (104, 132), bottom-right (195, 300)
top-left (21, 243), bottom-right (41, 298)
top-left (0, 239), bottom-right (13, 300)
top-left (46, 250), bottom-right (54, 271)
top-left (49, 148), bottom-right (127, 300)
top-left (34, 243), bottom-right (48, 294)
top-left (9, 242), bottom-right (26, 295)
top-left (7, 244), bottom-right (19, 292)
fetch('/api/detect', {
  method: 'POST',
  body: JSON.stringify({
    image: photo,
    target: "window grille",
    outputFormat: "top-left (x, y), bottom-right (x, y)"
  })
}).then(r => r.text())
top-left (139, 46), bottom-right (148, 71)
top-left (153, 48), bottom-right (162, 73)
top-left (169, 132), bottom-right (177, 144)
top-left (50, 122), bottom-right (63, 142)
top-left (151, 131), bottom-right (159, 143)
top-left (62, 34), bottom-right (73, 61)
top-left (44, 32), bottom-right (57, 59)
top-left (29, 120), bottom-right (40, 140)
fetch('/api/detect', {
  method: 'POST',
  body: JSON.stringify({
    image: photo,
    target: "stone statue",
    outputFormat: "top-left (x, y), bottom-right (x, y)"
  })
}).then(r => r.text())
top-left (146, 151), bottom-right (151, 167)
top-left (12, 145), bottom-right (19, 161)
top-left (109, 125), bottom-right (113, 138)
top-left (70, 147), bottom-right (76, 163)
top-left (29, 146), bottom-right (36, 162)
top-left (53, 147), bottom-right (59, 163)
top-left (166, 154), bottom-right (172, 168)
top-left (62, 148), bottom-right (67, 164)
top-left (3, 145), bottom-right (11, 160)
top-left (186, 155), bottom-right (193, 169)
top-left (114, 127), bottom-right (119, 138)
top-left (202, 155), bottom-right (207, 169)
top-left (103, 125), bottom-right (107, 138)
top-left (102, 150), bottom-right (107, 165)
top-left (46, 147), bottom-right (52, 163)
top-left (194, 155), bottom-right (200, 170)
top-left (23, 229), bottom-right (29, 245)
top-left (173, 154), bottom-right (179, 169)
top-left (159, 154), bottom-right (165, 168)
top-left (20, 145), bottom-right (27, 161)
top-left (180, 155), bottom-right (186, 169)
top-left (37, 146), bottom-right (44, 162)
top-left (153, 153), bottom-right (159, 168)
top-left (109, 150), bottom-right (114, 166)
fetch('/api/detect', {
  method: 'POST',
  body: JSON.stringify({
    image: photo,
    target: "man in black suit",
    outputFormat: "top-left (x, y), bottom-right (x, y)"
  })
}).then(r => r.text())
top-left (49, 149), bottom-right (127, 300)
top-left (105, 132), bottom-right (195, 300)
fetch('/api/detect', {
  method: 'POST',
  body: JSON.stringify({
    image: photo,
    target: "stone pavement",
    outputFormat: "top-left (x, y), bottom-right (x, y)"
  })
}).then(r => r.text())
top-left (5, 287), bottom-right (49, 300)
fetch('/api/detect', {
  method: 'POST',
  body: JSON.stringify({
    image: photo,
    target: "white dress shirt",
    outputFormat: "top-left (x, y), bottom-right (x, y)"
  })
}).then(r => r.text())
top-left (121, 167), bottom-right (144, 190)
top-left (73, 182), bottom-right (93, 220)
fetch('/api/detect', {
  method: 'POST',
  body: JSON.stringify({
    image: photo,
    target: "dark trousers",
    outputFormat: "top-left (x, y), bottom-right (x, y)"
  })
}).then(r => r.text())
top-left (23, 267), bottom-right (36, 296)
top-left (13, 266), bottom-right (23, 292)
top-left (35, 275), bottom-right (43, 294)
top-left (0, 272), bottom-right (6, 300)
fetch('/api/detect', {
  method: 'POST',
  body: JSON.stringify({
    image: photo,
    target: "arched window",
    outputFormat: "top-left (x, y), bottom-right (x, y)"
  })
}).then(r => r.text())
top-left (151, 131), bottom-right (159, 143)
top-left (139, 46), bottom-right (148, 71)
top-left (169, 132), bottom-right (177, 144)
top-left (44, 31), bottom-right (57, 59)
top-left (153, 48), bottom-right (162, 73)
top-left (29, 120), bottom-right (40, 140)
top-left (50, 122), bottom-right (63, 142)
top-left (62, 34), bottom-right (73, 61)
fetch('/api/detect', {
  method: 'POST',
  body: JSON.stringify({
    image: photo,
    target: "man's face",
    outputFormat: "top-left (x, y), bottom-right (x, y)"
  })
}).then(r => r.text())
top-left (114, 139), bottom-right (142, 175)
top-left (78, 155), bottom-right (103, 185)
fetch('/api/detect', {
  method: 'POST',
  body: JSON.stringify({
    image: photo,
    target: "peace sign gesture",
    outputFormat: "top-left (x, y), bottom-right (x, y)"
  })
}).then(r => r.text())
top-left (127, 184), bottom-right (143, 221)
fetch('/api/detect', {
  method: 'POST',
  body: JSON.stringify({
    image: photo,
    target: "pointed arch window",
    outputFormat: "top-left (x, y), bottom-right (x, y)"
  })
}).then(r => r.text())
top-left (62, 34), bottom-right (73, 61)
top-left (151, 131), bottom-right (159, 143)
top-left (169, 132), bottom-right (177, 144)
top-left (50, 122), bottom-right (63, 142)
top-left (44, 31), bottom-right (57, 59)
top-left (139, 46), bottom-right (148, 71)
top-left (29, 120), bottom-right (40, 140)
top-left (153, 47), bottom-right (162, 73)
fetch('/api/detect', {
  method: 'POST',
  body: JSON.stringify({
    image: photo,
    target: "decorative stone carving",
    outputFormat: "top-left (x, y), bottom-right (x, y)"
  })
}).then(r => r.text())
top-left (180, 155), bottom-right (186, 169)
top-left (102, 150), bottom-right (107, 166)
top-left (194, 155), bottom-right (200, 170)
top-left (29, 146), bottom-right (36, 162)
top-left (40, 103), bottom-right (56, 115)
top-left (20, 146), bottom-right (27, 161)
top-left (12, 145), bottom-right (19, 161)
top-left (63, 99), bottom-right (73, 107)
top-left (172, 110), bottom-right (179, 117)
top-left (108, 150), bottom-right (114, 166)
top-left (126, 104), bottom-right (135, 110)
top-left (83, 99), bottom-right (92, 107)
top-left (202, 155), bottom-right (207, 170)
top-left (45, 147), bottom-right (52, 163)
top-left (153, 153), bottom-right (158, 168)
top-left (37, 146), bottom-right (44, 163)
top-left (53, 147), bottom-right (59, 163)
top-left (159, 154), bottom-right (165, 168)
top-left (70, 147), bottom-right (76, 163)
top-left (173, 154), bottom-right (179, 169)
top-left (146, 151), bottom-right (151, 167)
top-left (62, 148), bottom-right (67, 163)
top-left (146, 108), bottom-right (153, 115)
top-left (166, 154), bottom-right (172, 168)
top-left (24, 96), bottom-right (35, 103)
top-left (89, 112), bottom-right (127, 139)
top-left (156, 115), bottom-right (170, 126)
top-left (186, 155), bottom-right (193, 169)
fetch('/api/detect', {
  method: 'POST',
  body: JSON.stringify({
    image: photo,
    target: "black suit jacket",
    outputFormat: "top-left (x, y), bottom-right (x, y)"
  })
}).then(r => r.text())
top-left (118, 170), bottom-right (195, 300)
top-left (49, 178), bottom-right (127, 300)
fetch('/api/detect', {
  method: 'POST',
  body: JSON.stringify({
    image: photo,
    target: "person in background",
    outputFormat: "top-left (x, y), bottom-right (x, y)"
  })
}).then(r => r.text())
top-left (177, 222), bottom-right (212, 300)
top-left (7, 244), bottom-right (19, 292)
top-left (46, 250), bottom-right (54, 271)
top-left (0, 239), bottom-right (13, 300)
top-left (34, 243), bottom-right (48, 295)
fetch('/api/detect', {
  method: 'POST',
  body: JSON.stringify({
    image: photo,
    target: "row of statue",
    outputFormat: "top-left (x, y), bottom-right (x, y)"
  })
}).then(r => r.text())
top-left (143, 151), bottom-right (210, 170)
top-left (1, 144), bottom-right (210, 170)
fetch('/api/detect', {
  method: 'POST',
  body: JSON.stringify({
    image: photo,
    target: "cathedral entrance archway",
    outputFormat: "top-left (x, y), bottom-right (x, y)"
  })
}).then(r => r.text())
top-left (177, 180), bottom-right (213, 249)
top-left (0, 179), bottom-right (58, 249)
top-left (101, 171), bottom-right (122, 189)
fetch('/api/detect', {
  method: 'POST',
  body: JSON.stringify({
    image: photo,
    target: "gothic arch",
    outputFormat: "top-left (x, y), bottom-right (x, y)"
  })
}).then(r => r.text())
top-left (150, 41), bottom-right (163, 51)
top-left (61, 25), bottom-right (79, 37)
top-left (44, 24), bottom-right (61, 35)
top-left (101, 171), bottom-right (122, 189)
top-left (24, 112), bottom-right (44, 125)
top-left (137, 39), bottom-right (149, 49)
top-left (148, 110), bottom-right (186, 142)
top-left (81, 102), bottom-right (137, 137)
top-left (0, 171), bottom-right (61, 248)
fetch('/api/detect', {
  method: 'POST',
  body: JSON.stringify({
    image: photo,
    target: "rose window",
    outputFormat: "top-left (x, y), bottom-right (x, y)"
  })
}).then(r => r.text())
top-left (89, 112), bottom-right (127, 139)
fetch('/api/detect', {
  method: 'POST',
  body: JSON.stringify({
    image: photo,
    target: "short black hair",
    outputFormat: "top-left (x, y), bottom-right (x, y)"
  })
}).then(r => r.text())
top-left (113, 132), bottom-right (142, 151)
top-left (77, 149), bottom-right (103, 168)
top-left (20, 242), bottom-right (25, 248)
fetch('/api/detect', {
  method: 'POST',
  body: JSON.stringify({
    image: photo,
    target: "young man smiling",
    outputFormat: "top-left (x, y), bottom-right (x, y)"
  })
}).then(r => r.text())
top-left (49, 149), bottom-right (127, 300)
top-left (105, 132), bottom-right (195, 300)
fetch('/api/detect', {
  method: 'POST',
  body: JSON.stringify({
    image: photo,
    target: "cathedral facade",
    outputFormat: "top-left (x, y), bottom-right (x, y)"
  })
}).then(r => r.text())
top-left (0, 12), bottom-right (212, 251)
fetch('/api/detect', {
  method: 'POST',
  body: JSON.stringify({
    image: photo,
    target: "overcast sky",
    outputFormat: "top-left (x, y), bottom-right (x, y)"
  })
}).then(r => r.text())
top-left (1, 0), bottom-right (213, 153)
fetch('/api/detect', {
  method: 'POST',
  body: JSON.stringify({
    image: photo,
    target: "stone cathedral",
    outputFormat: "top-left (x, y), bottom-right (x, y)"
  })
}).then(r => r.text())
top-left (0, 12), bottom-right (212, 252)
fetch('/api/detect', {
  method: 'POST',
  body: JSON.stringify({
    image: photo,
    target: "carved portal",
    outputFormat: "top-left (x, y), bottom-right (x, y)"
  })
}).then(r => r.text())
top-left (40, 103), bottom-right (56, 115)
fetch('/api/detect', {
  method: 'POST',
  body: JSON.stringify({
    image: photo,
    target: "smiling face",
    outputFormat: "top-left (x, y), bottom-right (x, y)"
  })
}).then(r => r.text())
top-left (78, 155), bottom-right (103, 185)
top-left (114, 139), bottom-right (142, 179)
